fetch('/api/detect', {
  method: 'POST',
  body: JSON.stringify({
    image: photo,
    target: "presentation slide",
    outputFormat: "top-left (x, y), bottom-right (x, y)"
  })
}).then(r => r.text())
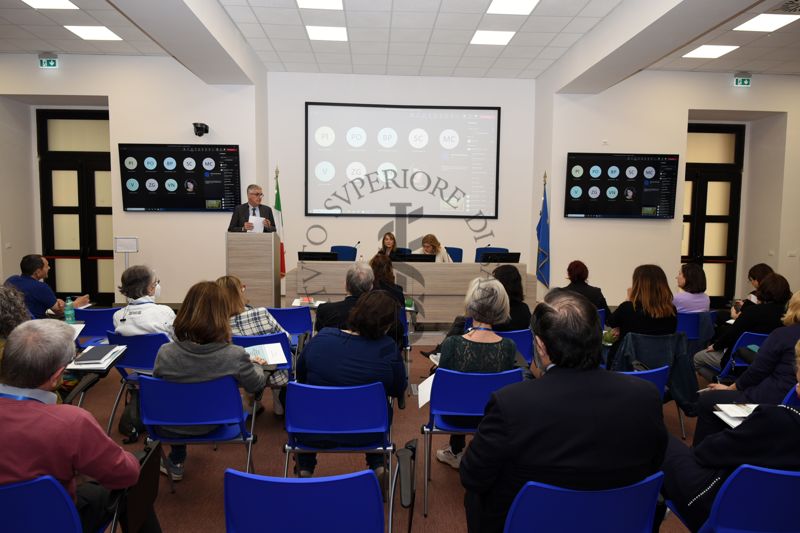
top-left (564, 153), bottom-right (678, 219)
top-left (119, 144), bottom-right (241, 212)
top-left (305, 102), bottom-right (500, 219)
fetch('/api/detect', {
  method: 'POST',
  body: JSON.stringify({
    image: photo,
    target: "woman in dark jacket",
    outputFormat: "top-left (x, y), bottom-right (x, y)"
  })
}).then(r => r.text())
top-left (492, 265), bottom-right (531, 331)
top-left (369, 254), bottom-right (405, 308)
top-left (562, 260), bottom-right (608, 313)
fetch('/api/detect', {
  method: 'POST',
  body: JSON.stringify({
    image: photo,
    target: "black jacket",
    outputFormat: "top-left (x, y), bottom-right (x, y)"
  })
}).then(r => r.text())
top-left (562, 281), bottom-right (608, 312)
top-left (227, 203), bottom-right (276, 232)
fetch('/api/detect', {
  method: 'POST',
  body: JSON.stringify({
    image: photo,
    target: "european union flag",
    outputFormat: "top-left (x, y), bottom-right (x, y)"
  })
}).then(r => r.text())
top-left (536, 187), bottom-right (550, 287)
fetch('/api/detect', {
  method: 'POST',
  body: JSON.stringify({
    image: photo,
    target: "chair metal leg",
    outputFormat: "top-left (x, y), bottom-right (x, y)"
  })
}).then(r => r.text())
top-left (106, 381), bottom-right (126, 435)
top-left (423, 430), bottom-right (430, 517)
top-left (245, 442), bottom-right (254, 474)
top-left (283, 447), bottom-right (290, 477)
top-left (388, 460), bottom-right (399, 533)
top-left (677, 403), bottom-right (687, 440)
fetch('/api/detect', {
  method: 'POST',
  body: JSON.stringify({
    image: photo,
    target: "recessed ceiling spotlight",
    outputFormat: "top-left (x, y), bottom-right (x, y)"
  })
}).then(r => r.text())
top-left (297, 0), bottom-right (343, 10)
top-left (734, 13), bottom-right (800, 32)
top-left (306, 25), bottom-right (348, 41)
top-left (64, 26), bottom-right (122, 40)
top-left (471, 30), bottom-right (515, 46)
top-left (682, 45), bottom-right (738, 59)
top-left (21, 0), bottom-right (78, 8)
top-left (487, 0), bottom-right (540, 16)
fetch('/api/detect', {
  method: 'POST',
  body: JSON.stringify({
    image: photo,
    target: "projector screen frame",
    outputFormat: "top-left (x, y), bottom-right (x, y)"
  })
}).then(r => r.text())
top-left (304, 101), bottom-right (501, 219)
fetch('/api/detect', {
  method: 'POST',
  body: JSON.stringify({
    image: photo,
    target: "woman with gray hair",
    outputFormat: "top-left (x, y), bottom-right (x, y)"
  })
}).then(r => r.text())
top-left (435, 276), bottom-right (517, 469)
top-left (113, 265), bottom-right (175, 337)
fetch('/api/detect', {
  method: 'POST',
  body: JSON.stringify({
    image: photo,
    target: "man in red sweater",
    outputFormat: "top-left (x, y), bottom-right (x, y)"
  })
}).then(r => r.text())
top-left (0, 319), bottom-right (141, 531)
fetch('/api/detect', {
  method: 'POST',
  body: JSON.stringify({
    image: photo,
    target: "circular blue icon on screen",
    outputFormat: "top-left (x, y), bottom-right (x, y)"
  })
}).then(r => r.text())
top-left (164, 157), bottom-right (176, 171)
top-left (589, 166), bottom-right (602, 178)
top-left (606, 186), bottom-right (618, 199)
top-left (126, 178), bottom-right (139, 192)
top-left (204, 171), bottom-right (210, 178)
top-left (165, 179), bottom-right (178, 192)
top-left (144, 157), bottom-right (157, 170)
top-left (608, 166), bottom-right (620, 179)
top-left (570, 186), bottom-right (583, 199)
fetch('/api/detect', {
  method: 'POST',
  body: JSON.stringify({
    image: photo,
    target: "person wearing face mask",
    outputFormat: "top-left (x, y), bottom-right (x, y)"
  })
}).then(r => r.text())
top-left (113, 265), bottom-right (175, 338)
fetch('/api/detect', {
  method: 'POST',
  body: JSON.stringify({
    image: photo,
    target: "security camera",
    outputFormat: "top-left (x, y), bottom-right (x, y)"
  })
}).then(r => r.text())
top-left (193, 123), bottom-right (209, 137)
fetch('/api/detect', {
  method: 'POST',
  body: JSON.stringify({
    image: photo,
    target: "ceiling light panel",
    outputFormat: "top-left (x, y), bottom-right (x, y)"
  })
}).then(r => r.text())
top-left (306, 25), bottom-right (348, 41)
top-left (297, 0), bottom-right (343, 10)
top-left (682, 45), bottom-right (738, 58)
top-left (487, 0), bottom-right (540, 16)
top-left (20, 0), bottom-right (78, 9)
top-left (733, 14), bottom-right (800, 32)
top-left (64, 25), bottom-right (122, 40)
top-left (471, 30), bottom-right (515, 45)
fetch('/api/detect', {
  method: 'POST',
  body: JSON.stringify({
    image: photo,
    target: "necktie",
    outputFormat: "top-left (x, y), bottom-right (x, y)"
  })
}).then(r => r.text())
top-left (251, 207), bottom-right (256, 216)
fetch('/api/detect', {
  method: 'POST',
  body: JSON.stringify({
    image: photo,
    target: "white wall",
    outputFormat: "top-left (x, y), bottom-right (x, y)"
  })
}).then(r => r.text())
top-left (0, 54), bottom-right (259, 302)
top-left (0, 96), bottom-right (35, 279)
top-left (267, 72), bottom-right (536, 273)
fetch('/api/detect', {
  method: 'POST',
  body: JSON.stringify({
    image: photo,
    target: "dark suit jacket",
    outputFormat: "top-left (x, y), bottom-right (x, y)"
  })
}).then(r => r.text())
top-left (562, 281), bottom-right (608, 312)
top-left (460, 366), bottom-right (668, 533)
top-left (314, 295), bottom-right (359, 332)
top-left (228, 203), bottom-right (276, 232)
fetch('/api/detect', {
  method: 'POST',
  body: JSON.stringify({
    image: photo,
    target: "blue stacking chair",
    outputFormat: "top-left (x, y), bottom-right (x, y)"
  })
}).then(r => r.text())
top-left (668, 465), bottom-right (800, 533)
top-left (781, 385), bottom-right (800, 407)
top-left (224, 469), bottom-right (384, 533)
top-left (619, 365), bottom-right (670, 399)
top-left (267, 306), bottom-right (313, 348)
top-left (504, 472), bottom-right (664, 533)
top-left (330, 245), bottom-right (357, 261)
top-left (445, 246), bottom-right (463, 263)
top-left (475, 246), bottom-right (509, 262)
top-left (421, 368), bottom-right (523, 516)
top-left (395, 247), bottom-right (412, 255)
top-left (717, 331), bottom-right (769, 378)
top-left (139, 375), bottom-right (257, 491)
top-left (598, 308), bottom-right (606, 331)
top-left (106, 331), bottom-right (170, 435)
top-left (283, 382), bottom-right (394, 495)
top-left (398, 308), bottom-right (412, 385)
top-left (232, 332), bottom-right (293, 379)
top-left (496, 329), bottom-right (534, 365)
top-left (74, 307), bottom-right (121, 348)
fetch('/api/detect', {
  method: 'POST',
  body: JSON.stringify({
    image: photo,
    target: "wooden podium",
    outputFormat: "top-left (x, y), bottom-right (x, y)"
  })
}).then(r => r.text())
top-left (225, 232), bottom-right (280, 308)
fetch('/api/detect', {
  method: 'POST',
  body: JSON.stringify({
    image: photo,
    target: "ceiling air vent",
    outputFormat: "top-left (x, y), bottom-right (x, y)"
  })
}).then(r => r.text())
top-left (770, 0), bottom-right (800, 13)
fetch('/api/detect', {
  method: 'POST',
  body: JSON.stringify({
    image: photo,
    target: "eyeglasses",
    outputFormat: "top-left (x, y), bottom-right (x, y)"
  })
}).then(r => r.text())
top-left (249, 192), bottom-right (264, 197)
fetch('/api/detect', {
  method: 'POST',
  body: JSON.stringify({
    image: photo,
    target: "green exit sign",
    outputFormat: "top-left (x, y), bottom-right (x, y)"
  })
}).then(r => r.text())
top-left (39, 58), bottom-right (58, 69)
top-left (733, 76), bottom-right (751, 88)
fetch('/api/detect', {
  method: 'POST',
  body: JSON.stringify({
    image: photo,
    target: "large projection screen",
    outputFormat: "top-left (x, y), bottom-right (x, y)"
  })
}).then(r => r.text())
top-left (305, 102), bottom-right (500, 219)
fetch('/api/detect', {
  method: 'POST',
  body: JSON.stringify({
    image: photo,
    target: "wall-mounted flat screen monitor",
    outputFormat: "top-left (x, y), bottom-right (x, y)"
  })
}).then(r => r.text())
top-left (305, 102), bottom-right (500, 219)
top-left (564, 153), bottom-right (678, 219)
top-left (119, 144), bottom-right (241, 212)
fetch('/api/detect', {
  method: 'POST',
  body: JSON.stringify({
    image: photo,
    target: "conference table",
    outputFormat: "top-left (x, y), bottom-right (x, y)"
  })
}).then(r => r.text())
top-left (284, 261), bottom-right (537, 324)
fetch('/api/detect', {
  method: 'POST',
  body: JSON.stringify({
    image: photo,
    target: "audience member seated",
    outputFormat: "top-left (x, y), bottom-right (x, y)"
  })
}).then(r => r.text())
top-left (561, 259), bottom-right (608, 312)
top-left (153, 282), bottom-right (267, 482)
top-left (377, 231), bottom-right (398, 256)
top-left (217, 274), bottom-right (289, 416)
top-left (692, 290), bottom-right (800, 444)
top-left (660, 339), bottom-right (800, 531)
top-left (4, 254), bottom-right (89, 319)
top-left (673, 263), bottom-right (710, 313)
top-left (369, 254), bottom-right (405, 308)
top-left (314, 262), bottom-right (374, 332)
top-left (733, 262), bottom-right (774, 318)
top-left (460, 290), bottom-right (668, 533)
top-left (492, 265), bottom-right (531, 331)
top-left (0, 286), bottom-right (30, 355)
top-left (295, 291), bottom-right (406, 478)
top-left (606, 264), bottom-right (677, 368)
top-left (694, 273), bottom-right (791, 378)
top-left (420, 234), bottom-right (452, 263)
top-left (113, 265), bottom-right (175, 337)
top-left (0, 320), bottom-right (149, 532)
top-left (435, 277), bottom-right (519, 470)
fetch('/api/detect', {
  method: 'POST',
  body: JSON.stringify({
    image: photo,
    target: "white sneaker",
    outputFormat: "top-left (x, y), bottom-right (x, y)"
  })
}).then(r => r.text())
top-left (435, 446), bottom-right (463, 469)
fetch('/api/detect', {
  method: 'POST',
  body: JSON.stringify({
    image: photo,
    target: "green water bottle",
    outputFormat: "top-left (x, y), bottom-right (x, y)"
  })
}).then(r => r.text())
top-left (64, 296), bottom-right (75, 324)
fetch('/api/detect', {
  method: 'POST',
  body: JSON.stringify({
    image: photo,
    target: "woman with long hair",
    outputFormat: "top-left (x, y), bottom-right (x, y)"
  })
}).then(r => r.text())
top-left (492, 265), bottom-right (531, 331)
top-left (421, 234), bottom-right (452, 263)
top-left (369, 254), bottom-right (405, 308)
top-left (153, 281), bottom-right (267, 481)
top-left (378, 232), bottom-right (397, 256)
top-left (673, 263), bottom-right (710, 313)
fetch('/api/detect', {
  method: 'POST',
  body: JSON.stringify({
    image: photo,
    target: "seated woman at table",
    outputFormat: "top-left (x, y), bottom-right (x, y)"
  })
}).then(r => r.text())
top-left (295, 290), bottom-right (406, 479)
top-left (377, 231), bottom-right (398, 256)
top-left (673, 262), bottom-right (710, 313)
top-left (492, 265), bottom-right (531, 331)
top-left (153, 281), bottom-right (267, 481)
top-left (420, 234), bottom-right (452, 263)
top-left (369, 254), bottom-right (405, 308)
top-left (216, 274), bottom-right (289, 415)
top-left (436, 277), bottom-right (518, 469)
top-left (660, 339), bottom-right (800, 531)
top-left (112, 265), bottom-right (175, 337)
top-left (692, 290), bottom-right (800, 444)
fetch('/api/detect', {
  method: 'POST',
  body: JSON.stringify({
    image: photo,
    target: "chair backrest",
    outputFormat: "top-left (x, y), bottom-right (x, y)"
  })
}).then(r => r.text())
top-left (266, 307), bottom-right (313, 335)
top-left (0, 475), bottom-right (82, 532)
top-left (597, 308), bottom-right (606, 331)
top-left (330, 245), bottom-right (357, 261)
top-left (496, 329), bottom-right (534, 365)
top-left (107, 331), bottom-right (170, 373)
top-left (431, 368), bottom-right (523, 418)
top-left (730, 331), bottom-right (769, 356)
top-left (397, 308), bottom-right (410, 348)
top-left (619, 365), bottom-right (670, 400)
top-left (445, 246), bottom-right (463, 263)
top-left (702, 464), bottom-right (800, 532)
top-left (503, 472), bottom-right (664, 533)
top-left (231, 332), bottom-right (292, 372)
top-left (475, 246), bottom-right (509, 262)
top-left (139, 375), bottom-right (246, 428)
top-left (781, 385), bottom-right (800, 407)
top-left (285, 382), bottom-right (389, 438)
top-left (75, 307), bottom-right (121, 337)
top-left (676, 312), bottom-right (702, 340)
top-left (224, 469), bottom-right (384, 533)
top-left (395, 247), bottom-right (412, 255)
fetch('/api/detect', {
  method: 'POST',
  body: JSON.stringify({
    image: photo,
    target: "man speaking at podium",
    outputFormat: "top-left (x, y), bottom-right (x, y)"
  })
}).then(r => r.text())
top-left (228, 184), bottom-right (276, 233)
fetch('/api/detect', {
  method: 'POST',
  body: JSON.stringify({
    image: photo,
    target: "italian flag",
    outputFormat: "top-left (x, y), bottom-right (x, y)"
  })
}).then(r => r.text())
top-left (274, 174), bottom-right (286, 277)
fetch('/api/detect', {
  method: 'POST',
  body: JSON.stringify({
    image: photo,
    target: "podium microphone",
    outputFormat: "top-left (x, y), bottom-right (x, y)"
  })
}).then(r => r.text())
top-left (354, 240), bottom-right (361, 248)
